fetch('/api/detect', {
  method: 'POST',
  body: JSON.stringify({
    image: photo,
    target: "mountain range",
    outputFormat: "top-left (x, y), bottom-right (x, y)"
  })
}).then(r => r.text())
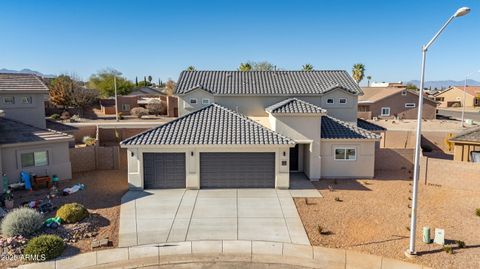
top-left (0, 68), bottom-right (56, 78)
top-left (406, 79), bottom-right (480, 89)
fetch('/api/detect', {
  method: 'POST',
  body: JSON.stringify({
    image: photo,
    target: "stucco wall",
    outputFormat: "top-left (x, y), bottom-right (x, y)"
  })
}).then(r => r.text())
top-left (453, 142), bottom-right (480, 162)
top-left (436, 87), bottom-right (475, 108)
top-left (0, 93), bottom-right (47, 128)
top-left (320, 140), bottom-right (376, 178)
top-left (178, 89), bottom-right (214, 115)
top-left (0, 141), bottom-right (72, 184)
top-left (124, 145), bottom-right (291, 190)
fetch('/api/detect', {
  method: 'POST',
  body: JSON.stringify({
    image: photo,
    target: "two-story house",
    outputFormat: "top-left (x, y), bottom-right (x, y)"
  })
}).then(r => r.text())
top-left (121, 71), bottom-right (380, 190)
top-left (0, 73), bottom-right (73, 186)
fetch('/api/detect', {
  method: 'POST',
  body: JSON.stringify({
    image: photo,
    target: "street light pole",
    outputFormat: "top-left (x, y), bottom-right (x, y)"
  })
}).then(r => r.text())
top-left (461, 70), bottom-right (480, 127)
top-left (406, 7), bottom-right (470, 257)
top-left (114, 75), bottom-right (119, 122)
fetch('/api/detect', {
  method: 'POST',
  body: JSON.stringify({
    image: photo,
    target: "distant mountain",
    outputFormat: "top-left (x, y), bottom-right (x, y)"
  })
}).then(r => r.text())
top-left (0, 68), bottom-right (56, 78)
top-left (407, 79), bottom-right (480, 90)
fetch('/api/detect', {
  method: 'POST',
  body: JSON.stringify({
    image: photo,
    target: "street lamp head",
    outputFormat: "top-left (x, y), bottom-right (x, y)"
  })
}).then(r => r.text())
top-left (454, 7), bottom-right (470, 17)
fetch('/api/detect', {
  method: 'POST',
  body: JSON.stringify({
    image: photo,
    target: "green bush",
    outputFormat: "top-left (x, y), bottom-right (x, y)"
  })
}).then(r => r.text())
top-left (56, 203), bottom-right (89, 223)
top-left (50, 113), bottom-right (60, 120)
top-left (476, 208), bottom-right (480, 217)
top-left (1, 208), bottom-right (44, 237)
top-left (82, 136), bottom-right (96, 146)
top-left (23, 235), bottom-right (64, 261)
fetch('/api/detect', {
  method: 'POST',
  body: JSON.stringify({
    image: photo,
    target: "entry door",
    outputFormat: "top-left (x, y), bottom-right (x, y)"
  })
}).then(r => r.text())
top-left (290, 144), bottom-right (299, 171)
top-left (143, 153), bottom-right (186, 189)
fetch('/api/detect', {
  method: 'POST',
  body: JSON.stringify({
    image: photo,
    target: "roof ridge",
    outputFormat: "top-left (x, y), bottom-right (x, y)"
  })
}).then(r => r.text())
top-left (323, 115), bottom-right (381, 139)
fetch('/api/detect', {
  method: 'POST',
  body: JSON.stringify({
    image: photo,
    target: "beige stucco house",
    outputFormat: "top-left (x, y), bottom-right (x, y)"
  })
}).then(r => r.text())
top-left (0, 73), bottom-right (73, 186)
top-left (121, 71), bottom-right (381, 190)
top-left (450, 126), bottom-right (480, 162)
top-left (434, 86), bottom-right (480, 108)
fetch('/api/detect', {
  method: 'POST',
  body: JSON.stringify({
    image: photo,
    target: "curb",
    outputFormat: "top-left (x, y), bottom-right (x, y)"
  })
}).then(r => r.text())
top-left (15, 240), bottom-right (431, 269)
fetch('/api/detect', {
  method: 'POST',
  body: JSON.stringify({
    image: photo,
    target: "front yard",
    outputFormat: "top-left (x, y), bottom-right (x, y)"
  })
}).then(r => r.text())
top-left (295, 176), bottom-right (480, 269)
top-left (0, 170), bottom-right (128, 267)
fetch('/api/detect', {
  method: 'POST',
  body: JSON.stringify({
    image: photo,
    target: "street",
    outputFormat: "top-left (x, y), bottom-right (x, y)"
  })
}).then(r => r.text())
top-left (437, 108), bottom-right (480, 123)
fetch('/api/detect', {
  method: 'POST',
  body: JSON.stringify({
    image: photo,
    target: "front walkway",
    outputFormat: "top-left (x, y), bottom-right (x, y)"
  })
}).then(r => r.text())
top-left (119, 188), bottom-right (318, 247)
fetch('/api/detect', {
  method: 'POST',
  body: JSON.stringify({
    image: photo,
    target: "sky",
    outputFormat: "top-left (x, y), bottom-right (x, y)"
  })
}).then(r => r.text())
top-left (0, 0), bottom-right (479, 85)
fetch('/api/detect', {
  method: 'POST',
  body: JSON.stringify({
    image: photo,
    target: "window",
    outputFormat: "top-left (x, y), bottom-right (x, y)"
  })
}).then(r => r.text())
top-left (21, 151), bottom-right (48, 168)
top-left (326, 98), bottom-right (334, 104)
top-left (3, 96), bottom-right (14, 104)
top-left (334, 148), bottom-right (356, 160)
top-left (401, 91), bottom-right (407, 96)
top-left (339, 98), bottom-right (347, 104)
top-left (405, 103), bottom-right (416, 108)
top-left (21, 96), bottom-right (32, 104)
top-left (121, 104), bottom-right (130, 111)
top-left (381, 107), bottom-right (390, 116)
top-left (189, 98), bottom-right (197, 104)
top-left (202, 98), bottom-right (210, 105)
top-left (436, 97), bottom-right (445, 102)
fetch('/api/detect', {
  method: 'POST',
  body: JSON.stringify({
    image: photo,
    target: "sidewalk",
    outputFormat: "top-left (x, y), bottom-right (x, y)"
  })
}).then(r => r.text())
top-left (17, 240), bottom-right (431, 269)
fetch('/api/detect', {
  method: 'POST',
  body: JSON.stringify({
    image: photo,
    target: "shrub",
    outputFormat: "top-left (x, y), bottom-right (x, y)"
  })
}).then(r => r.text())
top-left (456, 240), bottom-right (466, 248)
top-left (56, 203), bottom-right (89, 223)
top-left (50, 113), bottom-right (60, 120)
top-left (1, 208), bottom-right (44, 237)
top-left (23, 235), bottom-right (64, 261)
top-left (476, 208), bottom-right (480, 217)
top-left (60, 111), bottom-right (70, 120)
top-left (443, 245), bottom-right (453, 254)
top-left (82, 136), bottom-right (96, 146)
top-left (146, 99), bottom-right (167, 116)
top-left (130, 107), bottom-right (149, 118)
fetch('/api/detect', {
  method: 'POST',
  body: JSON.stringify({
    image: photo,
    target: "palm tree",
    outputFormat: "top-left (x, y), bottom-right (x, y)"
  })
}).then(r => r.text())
top-left (302, 64), bottom-right (314, 71)
top-left (352, 63), bottom-right (366, 84)
top-left (186, 66), bottom-right (196, 71)
top-left (366, 75), bottom-right (372, 86)
top-left (238, 63), bottom-right (252, 71)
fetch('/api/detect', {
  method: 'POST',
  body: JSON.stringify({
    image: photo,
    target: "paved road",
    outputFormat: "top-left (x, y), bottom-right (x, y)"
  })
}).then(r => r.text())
top-left (437, 109), bottom-right (480, 122)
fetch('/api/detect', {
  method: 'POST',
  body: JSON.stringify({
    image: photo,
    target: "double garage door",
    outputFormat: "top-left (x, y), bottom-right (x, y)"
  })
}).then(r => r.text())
top-left (143, 152), bottom-right (275, 189)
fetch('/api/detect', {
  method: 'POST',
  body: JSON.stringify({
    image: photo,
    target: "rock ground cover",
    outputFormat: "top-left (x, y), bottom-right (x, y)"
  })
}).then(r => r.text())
top-left (295, 176), bottom-right (480, 269)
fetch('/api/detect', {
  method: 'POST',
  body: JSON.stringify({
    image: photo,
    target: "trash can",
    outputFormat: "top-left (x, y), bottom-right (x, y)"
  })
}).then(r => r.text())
top-left (423, 227), bottom-right (431, 243)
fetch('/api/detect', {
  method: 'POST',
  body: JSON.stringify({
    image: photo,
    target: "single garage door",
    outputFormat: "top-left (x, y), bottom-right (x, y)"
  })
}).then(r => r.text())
top-left (143, 153), bottom-right (186, 189)
top-left (200, 153), bottom-right (275, 188)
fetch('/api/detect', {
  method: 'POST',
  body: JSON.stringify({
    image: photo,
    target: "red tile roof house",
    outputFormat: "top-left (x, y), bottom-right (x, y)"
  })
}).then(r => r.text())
top-left (0, 73), bottom-right (73, 189)
top-left (120, 70), bottom-right (381, 190)
top-left (358, 87), bottom-right (438, 120)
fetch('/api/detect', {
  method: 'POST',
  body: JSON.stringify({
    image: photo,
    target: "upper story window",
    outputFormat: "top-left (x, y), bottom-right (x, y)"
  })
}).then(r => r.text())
top-left (326, 98), bottom-right (334, 104)
top-left (339, 98), bottom-right (347, 104)
top-left (21, 151), bottom-right (49, 168)
top-left (405, 103), bottom-right (416, 108)
top-left (189, 98), bottom-right (197, 104)
top-left (334, 148), bottom-right (356, 161)
top-left (202, 98), bottom-right (210, 105)
top-left (21, 96), bottom-right (32, 104)
top-left (3, 96), bottom-right (15, 104)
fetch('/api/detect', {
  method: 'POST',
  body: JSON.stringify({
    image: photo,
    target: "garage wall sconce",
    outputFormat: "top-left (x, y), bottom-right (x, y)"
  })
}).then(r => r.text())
top-left (130, 152), bottom-right (134, 157)
top-left (283, 151), bottom-right (286, 157)
top-left (191, 151), bottom-right (194, 156)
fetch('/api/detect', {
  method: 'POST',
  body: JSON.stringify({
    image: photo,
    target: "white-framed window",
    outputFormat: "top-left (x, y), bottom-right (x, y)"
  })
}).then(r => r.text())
top-left (3, 96), bottom-right (15, 104)
top-left (381, 107), bottom-right (390, 116)
top-left (21, 151), bottom-right (49, 168)
top-left (121, 104), bottom-right (130, 111)
top-left (401, 91), bottom-right (407, 96)
top-left (334, 147), bottom-right (357, 161)
top-left (189, 98), bottom-right (197, 104)
top-left (405, 103), bottom-right (416, 108)
top-left (326, 98), bottom-right (334, 104)
top-left (202, 98), bottom-right (210, 105)
top-left (21, 96), bottom-right (32, 104)
top-left (339, 98), bottom-right (347, 104)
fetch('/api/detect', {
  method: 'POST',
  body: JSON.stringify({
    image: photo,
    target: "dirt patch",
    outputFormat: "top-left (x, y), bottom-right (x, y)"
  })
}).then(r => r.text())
top-left (0, 170), bottom-right (128, 267)
top-left (295, 177), bottom-right (480, 269)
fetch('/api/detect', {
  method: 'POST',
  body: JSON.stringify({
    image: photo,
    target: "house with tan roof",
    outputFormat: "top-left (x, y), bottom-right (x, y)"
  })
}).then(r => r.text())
top-left (358, 87), bottom-right (437, 120)
top-left (121, 71), bottom-right (381, 190)
top-left (434, 85), bottom-right (480, 108)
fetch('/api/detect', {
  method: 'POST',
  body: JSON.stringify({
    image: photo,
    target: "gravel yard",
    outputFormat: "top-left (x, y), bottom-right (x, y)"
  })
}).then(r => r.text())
top-left (295, 176), bottom-right (480, 269)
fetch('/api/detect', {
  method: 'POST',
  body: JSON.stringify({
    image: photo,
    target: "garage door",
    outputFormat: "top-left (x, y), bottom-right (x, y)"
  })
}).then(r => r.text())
top-left (143, 153), bottom-right (186, 189)
top-left (200, 153), bottom-right (275, 188)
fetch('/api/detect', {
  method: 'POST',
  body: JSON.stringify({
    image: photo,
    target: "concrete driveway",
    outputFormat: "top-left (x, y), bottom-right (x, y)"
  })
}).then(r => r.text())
top-left (119, 189), bottom-right (313, 247)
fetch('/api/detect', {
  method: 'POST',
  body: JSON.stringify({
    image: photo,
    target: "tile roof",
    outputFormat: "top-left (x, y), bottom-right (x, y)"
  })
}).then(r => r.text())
top-left (0, 117), bottom-right (72, 145)
top-left (121, 103), bottom-right (295, 146)
top-left (450, 126), bottom-right (480, 143)
top-left (356, 119), bottom-right (386, 131)
top-left (450, 86), bottom-right (480, 97)
top-left (0, 73), bottom-right (49, 93)
top-left (127, 87), bottom-right (165, 96)
top-left (266, 98), bottom-right (326, 114)
top-left (359, 87), bottom-right (437, 104)
top-left (175, 70), bottom-right (362, 96)
top-left (321, 116), bottom-right (381, 140)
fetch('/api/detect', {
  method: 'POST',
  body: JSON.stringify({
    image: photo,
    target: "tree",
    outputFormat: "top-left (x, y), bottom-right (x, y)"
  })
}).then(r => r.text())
top-left (135, 76), bottom-right (138, 86)
top-left (146, 99), bottom-right (167, 116)
top-left (49, 74), bottom-right (98, 116)
top-left (130, 107), bottom-right (149, 118)
top-left (164, 79), bottom-right (176, 96)
top-left (251, 61), bottom-right (275, 71)
top-left (186, 66), bottom-right (196, 71)
top-left (405, 83), bottom-right (418, 90)
top-left (352, 63), bottom-right (366, 84)
top-left (366, 75), bottom-right (372, 86)
top-left (148, 75), bottom-right (153, 83)
top-left (88, 69), bottom-right (134, 97)
top-left (238, 63), bottom-right (252, 71)
top-left (302, 64), bottom-right (314, 71)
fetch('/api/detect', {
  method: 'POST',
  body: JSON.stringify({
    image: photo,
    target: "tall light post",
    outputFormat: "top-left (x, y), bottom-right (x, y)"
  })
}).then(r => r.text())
top-left (461, 70), bottom-right (480, 127)
top-left (407, 7), bottom-right (470, 257)
top-left (114, 75), bottom-right (119, 122)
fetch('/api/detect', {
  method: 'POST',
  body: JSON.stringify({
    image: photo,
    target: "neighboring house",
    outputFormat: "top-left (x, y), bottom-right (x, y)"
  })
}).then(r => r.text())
top-left (450, 126), bottom-right (480, 162)
top-left (120, 70), bottom-right (381, 190)
top-left (0, 73), bottom-right (73, 183)
top-left (99, 94), bottom-right (178, 117)
top-left (434, 86), bottom-right (480, 108)
top-left (127, 86), bottom-right (165, 96)
top-left (370, 82), bottom-right (405, 88)
top-left (358, 87), bottom-right (437, 120)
